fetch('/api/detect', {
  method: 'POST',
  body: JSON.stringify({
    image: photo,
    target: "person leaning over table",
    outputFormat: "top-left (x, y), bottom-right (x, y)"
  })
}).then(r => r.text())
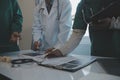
top-left (45, 0), bottom-right (120, 58)
top-left (32, 0), bottom-right (72, 51)
top-left (0, 0), bottom-right (23, 53)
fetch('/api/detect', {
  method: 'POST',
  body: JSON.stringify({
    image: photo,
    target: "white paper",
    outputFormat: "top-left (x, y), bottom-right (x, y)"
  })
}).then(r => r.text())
top-left (19, 53), bottom-right (96, 71)
top-left (41, 56), bottom-right (77, 66)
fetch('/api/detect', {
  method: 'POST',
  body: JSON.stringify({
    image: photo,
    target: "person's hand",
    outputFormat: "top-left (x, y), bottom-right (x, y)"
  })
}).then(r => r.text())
top-left (45, 47), bottom-right (55, 53)
top-left (10, 32), bottom-right (21, 43)
top-left (33, 41), bottom-right (40, 51)
top-left (0, 56), bottom-right (11, 63)
top-left (45, 49), bottom-right (63, 58)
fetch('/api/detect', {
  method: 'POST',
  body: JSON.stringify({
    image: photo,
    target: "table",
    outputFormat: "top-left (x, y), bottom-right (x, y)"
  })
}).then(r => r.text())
top-left (0, 50), bottom-right (120, 80)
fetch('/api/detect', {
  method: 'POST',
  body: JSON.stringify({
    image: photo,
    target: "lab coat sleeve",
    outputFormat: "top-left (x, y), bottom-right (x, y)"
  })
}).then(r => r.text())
top-left (58, 29), bottom-right (85, 56)
top-left (54, 0), bottom-right (72, 49)
top-left (11, 0), bottom-right (23, 33)
top-left (32, 6), bottom-right (42, 42)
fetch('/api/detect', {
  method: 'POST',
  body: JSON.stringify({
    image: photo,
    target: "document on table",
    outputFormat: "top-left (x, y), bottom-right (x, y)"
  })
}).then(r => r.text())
top-left (41, 56), bottom-right (78, 66)
top-left (20, 52), bottom-right (96, 72)
top-left (20, 53), bottom-right (79, 65)
top-left (19, 51), bottom-right (45, 62)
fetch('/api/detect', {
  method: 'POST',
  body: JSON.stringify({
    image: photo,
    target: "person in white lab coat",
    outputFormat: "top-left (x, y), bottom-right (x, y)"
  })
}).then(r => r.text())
top-left (32, 0), bottom-right (72, 51)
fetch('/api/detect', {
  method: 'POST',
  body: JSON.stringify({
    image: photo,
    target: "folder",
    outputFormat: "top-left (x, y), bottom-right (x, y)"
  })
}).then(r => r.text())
top-left (20, 53), bottom-right (96, 72)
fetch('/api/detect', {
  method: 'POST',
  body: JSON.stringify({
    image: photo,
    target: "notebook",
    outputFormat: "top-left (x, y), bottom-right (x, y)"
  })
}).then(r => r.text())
top-left (40, 56), bottom-right (96, 72)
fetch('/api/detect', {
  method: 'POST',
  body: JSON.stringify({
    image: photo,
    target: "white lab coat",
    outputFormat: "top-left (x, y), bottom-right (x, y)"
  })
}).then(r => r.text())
top-left (32, 0), bottom-right (72, 50)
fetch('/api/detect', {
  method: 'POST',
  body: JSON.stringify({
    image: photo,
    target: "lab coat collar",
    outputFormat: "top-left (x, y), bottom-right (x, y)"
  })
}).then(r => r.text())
top-left (40, 0), bottom-right (48, 15)
top-left (52, 0), bottom-right (57, 8)
top-left (40, 0), bottom-right (58, 16)
top-left (49, 0), bottom-right (58, 15)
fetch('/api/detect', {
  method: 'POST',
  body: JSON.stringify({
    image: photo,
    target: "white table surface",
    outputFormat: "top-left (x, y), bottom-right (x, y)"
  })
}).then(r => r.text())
top-left (0, 50), bottom-right (120, 80)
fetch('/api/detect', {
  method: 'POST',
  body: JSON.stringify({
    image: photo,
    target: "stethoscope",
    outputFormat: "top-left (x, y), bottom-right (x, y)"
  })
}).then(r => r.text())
top-left (11, 58), bottom-right (45, 68)
top-left (11, 58), bottom-right (35, 67)
top-left (35, 0), bottom-right (60, 51)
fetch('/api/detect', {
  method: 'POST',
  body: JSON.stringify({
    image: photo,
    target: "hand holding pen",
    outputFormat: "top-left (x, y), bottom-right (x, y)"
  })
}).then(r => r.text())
top-left (10, 32), bottom-right (21, 43)
top-left (44, 48), bottom-right (63, 58)
top-left (33, 41), bottom-right (41, 51)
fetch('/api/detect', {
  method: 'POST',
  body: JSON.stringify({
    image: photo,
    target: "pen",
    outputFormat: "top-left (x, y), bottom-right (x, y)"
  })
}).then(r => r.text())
top-left (44, 48), bottom-right (57, 58)
top-left (39, 51), bottom-right (50, 59)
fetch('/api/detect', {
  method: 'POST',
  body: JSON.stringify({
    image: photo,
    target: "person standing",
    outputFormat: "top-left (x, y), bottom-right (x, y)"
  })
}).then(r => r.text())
top-left (32, 0), bottom-right (72, 51)
top-left (0, 0), bottom-right (23, 53)
top-left (45, 0), bottom-right (120, 58)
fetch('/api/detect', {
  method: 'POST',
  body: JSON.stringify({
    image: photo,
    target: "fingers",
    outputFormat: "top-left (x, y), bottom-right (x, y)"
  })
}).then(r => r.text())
top-left (10, 32), bottom-right (21, 43)
top-left (33, 41), bottom-right (40, 51)
top-left (45, 48), bottom-right (55, 53)
top-left (45, 49), bottom-right (63, 58)
top-left (0, 56), bottom-right (11, 63)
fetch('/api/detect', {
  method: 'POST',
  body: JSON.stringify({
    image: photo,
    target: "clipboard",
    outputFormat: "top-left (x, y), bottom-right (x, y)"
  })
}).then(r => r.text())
top-left (37, 56), bottom-right (96, 72)
top-left (20, 53), bottom-right (96, 72)
top-left (90, 0), bottom-right (120, 21)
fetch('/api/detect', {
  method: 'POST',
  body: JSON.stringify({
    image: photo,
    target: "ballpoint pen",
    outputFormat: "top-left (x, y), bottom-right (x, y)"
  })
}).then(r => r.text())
top-left (40, 52), bottom-right (50, 59)
top-left (43, 48), bottom-right (57, 58)
top-left (36, 49), bottom-right (57, 64)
